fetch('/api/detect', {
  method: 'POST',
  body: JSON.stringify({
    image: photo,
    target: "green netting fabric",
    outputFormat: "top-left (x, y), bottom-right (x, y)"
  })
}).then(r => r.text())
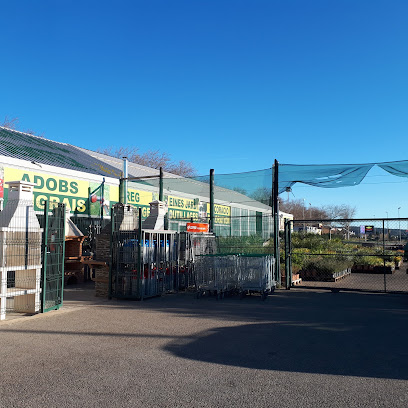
top-left (129, 160), bottom-right (408, 206)
top-left (194, 169), bottom-right (273, 198)
top-left (278, 163), bottom-right (374, 193)
top-left (280, 161), bottom-right (408, 193)
top-left (377, 161), bottom-right (408, 177)
top-left (206, 160), bottom-right (408, 197)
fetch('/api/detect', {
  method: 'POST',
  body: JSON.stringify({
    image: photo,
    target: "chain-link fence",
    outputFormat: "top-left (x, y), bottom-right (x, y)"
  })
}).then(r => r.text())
top-left (285, 218), bottom-right (408, 293)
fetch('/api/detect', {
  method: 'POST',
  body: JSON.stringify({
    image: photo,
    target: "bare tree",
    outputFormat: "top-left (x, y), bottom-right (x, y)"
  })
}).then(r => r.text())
top-left (1, 116), bottom-right (19, 130)
top-left (323, 204), bottom-right (356, 220)
top-left (232, 187), bottom-right (248, 195)
top-left (250, 187), bottom-right (272, 205)
top-left (166, 160), bottom-right (196, 178)
top-left (280, 198), bottom-right (329, 220)
top-left (323, 204), bottom-right (357, 239)
top-left (97, 146), bottom-right (196, 177)
top-left (1, 116), bottom-right (44, 137)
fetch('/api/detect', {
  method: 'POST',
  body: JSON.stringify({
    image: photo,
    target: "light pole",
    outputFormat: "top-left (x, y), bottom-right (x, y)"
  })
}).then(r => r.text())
top-left (302, 198), bottom-right (305, 233)
top-left (386, 211), bottom-right (389, 241)
top-left (398, 207), bottom-right (401, 243)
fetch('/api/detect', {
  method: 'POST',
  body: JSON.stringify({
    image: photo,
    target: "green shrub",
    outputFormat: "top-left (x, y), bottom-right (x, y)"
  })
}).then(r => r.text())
top-left (216, 235), bottom-right (272, 255)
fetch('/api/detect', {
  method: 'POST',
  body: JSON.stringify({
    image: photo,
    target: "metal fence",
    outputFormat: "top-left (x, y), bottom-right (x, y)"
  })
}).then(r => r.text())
top-left (109, 206), bottom-right (179, 300)
top-left (284, 218), bottom-right (408, 293)
top-left (194, 254), bottom-right (276, 299)
top-left (110, 229), bottom-right (178, 299)
top-left (0, 201), bottom-right (65, 320)
top-left (39, 203), bottom-right (66, 312)
top-left (178, 232), bottom-right (217, 289)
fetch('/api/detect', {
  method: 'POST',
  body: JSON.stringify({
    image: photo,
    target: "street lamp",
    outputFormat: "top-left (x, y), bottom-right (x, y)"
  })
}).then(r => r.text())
top-left (386, 211), bottom-right (389, 241)
top-left (398, 207), bottom-right (401, 243)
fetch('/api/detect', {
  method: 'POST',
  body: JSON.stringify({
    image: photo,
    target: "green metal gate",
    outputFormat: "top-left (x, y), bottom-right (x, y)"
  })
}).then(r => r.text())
top-left (38, 202), bottom-right (66, 312)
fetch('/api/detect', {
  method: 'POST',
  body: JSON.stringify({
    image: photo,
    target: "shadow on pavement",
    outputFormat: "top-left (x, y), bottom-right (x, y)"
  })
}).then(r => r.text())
top-left (37, 283), bottom-right (408, 379)
top-left (165, 318), bottom-right (408, 380)
top-left (153, 290), bottom-right (408, 380)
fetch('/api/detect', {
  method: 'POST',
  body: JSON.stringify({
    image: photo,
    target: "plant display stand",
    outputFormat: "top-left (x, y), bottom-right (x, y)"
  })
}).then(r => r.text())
top-left (300, 267), bottom-right (351, 282)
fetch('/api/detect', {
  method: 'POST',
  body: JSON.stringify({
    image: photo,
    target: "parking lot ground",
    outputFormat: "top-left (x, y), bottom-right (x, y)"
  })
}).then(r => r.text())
top-left (0, 285), bottom-right (407, 407)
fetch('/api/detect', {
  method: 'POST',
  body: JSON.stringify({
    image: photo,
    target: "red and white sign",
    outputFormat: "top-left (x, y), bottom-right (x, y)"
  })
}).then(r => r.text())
top-left (90, 194), bottom-right (103, 204)
top-left (187, 223), bottom-right (209, 233)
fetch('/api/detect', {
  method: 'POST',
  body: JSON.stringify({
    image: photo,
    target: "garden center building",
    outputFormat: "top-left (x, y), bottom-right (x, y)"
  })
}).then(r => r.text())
top-left (0, 127), bottom-right (287, 237)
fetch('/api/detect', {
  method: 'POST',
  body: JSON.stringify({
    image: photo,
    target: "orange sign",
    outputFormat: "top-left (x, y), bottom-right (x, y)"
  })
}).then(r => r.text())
top-left (187, 223), bottom-right (209, 233)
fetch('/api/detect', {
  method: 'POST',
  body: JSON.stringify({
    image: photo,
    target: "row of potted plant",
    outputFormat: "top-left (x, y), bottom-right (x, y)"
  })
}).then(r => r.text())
top-left (288, 233), bottom-right (403, 280)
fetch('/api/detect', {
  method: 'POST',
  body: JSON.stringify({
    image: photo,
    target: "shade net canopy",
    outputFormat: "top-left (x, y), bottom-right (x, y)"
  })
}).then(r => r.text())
top-left (131, 160), bottom-right (408, 209)
top-left (280, 161), bottom-right (408, 193)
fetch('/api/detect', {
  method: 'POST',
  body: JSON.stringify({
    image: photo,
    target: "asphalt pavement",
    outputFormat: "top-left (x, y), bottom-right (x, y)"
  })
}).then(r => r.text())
top-left (0, 284), bottom-right (407, 407)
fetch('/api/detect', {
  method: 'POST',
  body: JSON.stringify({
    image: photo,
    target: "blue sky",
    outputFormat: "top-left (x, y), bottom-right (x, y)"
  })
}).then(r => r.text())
top-left (1, 0), bottom-right (408, 218)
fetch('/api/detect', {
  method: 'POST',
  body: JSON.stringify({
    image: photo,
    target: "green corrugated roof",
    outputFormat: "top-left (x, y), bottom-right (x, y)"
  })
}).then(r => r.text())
top-left (0, 127), bottom-right (122, 177)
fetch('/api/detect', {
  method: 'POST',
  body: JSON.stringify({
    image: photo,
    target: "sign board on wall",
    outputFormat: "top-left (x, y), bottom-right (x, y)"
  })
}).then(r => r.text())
top-left (167, 195), bottom-right (200, 221)
top-left (2, 166), bottom-right (232, 223)
top-left (3, 168), bottom-right (117, 214)
top-left (206, 203), bottom-right (231, 225)
top-left (186, 223), bottom-right (209, 233)
top-left (126, 188), bottom-right (153, 218)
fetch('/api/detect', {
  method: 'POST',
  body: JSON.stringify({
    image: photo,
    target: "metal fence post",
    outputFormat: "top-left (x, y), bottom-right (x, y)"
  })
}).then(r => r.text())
top-left (273, 160), bottom-right (280, 284)
top-left (288, 220), bottom-right (292, 287)
top-left (41, 201), bottom-right (49, 313)
top-left (108, 207), bottom-right (114, 299)
top-left (159, 167), bottom-right (164, 201)
top-left (60, 203), bottom-right (66, 308)
top-left (284, 219), bottom-right (292, 289)
top-left (383, 219), bottom-right (387, 293)
top-left (210, 169), bottom-right (215, 234)
top-left (138, 207), bottom-right (143, 300)
top-left (123, 157), bottom-right (128, 205)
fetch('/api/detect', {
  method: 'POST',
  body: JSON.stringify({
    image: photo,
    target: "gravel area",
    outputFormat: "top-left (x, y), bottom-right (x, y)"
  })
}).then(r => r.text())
top-left (0, 284), bottom-right (407, 407)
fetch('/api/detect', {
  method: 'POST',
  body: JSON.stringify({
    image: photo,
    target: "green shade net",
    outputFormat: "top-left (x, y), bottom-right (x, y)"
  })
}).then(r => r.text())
top-left (377, 161), bottom-right (408, 177)
top-left (278, 163), bottom-right (374, 193)
top-left (130, 160), bottom-right (408, 208)
top-left (193, 160), bottom-right (408, 198)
